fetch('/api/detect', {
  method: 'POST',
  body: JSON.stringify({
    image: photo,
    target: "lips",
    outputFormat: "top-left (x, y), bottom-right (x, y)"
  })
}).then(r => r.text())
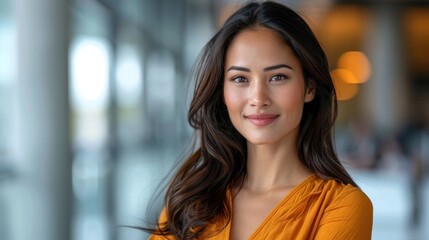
top-left (245, 113), bottom-right (279, 126)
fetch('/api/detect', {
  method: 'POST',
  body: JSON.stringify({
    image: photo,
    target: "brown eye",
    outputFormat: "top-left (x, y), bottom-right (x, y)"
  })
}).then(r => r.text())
top-left (270, 74), bottom-right (288, 82)
top-left (232, 76), bottom-right (248, 83)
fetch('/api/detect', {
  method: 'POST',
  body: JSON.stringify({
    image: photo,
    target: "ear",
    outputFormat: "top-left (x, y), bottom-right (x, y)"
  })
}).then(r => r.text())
top-left (304, 80), bottom-right (316, 103)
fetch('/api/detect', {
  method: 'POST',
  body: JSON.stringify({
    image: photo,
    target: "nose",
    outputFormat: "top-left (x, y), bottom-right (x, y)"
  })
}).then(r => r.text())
top-left (249, 82), bottom-right (271, 108)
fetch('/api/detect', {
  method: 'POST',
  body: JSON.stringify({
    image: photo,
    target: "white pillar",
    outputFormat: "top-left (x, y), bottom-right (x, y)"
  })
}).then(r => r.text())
top-left (13, 0), bottom-right (72, 240)
top-left (362, 5), bottom-right (408, 134)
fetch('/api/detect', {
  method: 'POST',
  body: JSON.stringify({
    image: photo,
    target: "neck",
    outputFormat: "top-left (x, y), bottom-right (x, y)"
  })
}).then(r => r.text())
top-left (244, 141), bottom-right (311, 193)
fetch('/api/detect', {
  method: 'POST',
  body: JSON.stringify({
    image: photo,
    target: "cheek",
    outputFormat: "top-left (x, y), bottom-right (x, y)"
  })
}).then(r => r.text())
top-left (223, 87), bottom-right (244, 113)
top-left (275, 87), bottom-right (306, 111)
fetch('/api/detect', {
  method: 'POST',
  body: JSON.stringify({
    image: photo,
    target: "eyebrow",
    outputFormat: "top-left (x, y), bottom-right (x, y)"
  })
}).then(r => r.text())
top-left (264, 64), bottom-right (293, 71)
top-left (226, 64), bottom-right (293, 72)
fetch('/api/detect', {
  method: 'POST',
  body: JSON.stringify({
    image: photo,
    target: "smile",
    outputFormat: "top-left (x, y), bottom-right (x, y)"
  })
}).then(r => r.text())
top-left (245, 114), bottom-right (279, 126)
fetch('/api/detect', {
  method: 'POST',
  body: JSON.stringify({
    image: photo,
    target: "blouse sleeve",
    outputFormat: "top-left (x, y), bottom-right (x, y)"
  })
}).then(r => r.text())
top-left (315, 189), bottom-right (373, 240)
top-left (149, 208), bottom-right (175, 240)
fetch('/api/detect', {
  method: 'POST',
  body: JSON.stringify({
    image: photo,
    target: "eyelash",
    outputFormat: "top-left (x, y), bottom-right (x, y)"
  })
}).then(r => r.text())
top-left (230, 74), bottom-right (289, 83)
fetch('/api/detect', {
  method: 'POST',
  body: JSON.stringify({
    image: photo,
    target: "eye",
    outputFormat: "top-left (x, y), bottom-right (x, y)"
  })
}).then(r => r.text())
top-left (270, 74), bottom-right (288, 82)
top-left (231, 76), bottom-right (248, 84)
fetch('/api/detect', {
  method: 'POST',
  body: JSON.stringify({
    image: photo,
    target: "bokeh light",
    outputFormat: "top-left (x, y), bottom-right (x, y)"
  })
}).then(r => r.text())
top-left (331, 69), bottom-right (359, 101)
top-left (337, 51), bottom-right (372, 84)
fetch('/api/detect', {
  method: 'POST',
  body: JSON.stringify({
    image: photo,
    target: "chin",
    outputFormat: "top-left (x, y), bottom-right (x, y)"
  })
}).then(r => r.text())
top-left (246, 137), bottom-right (278, 146)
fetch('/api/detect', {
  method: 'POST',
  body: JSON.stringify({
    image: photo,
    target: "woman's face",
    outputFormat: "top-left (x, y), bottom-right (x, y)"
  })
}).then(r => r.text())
top-left (223, 27), bottom-right (315, 146)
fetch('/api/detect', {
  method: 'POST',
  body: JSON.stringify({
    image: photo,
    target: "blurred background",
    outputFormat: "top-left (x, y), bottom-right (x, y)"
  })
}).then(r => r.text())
top-left (0, 0), bottom-right (428, 239)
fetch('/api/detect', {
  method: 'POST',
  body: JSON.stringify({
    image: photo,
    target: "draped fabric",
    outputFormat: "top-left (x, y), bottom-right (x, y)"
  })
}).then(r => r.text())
top-left (150, 175), bottom-right (373, 240)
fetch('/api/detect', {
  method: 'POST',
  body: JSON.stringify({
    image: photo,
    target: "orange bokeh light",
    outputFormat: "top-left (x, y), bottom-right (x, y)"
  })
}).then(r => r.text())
top-left (337, 51), bottom-right (372, 84)
top-left (331, 69), bottom-right (359, 101)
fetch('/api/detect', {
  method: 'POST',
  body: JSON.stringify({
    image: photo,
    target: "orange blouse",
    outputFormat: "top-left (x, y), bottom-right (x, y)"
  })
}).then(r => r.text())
top-left (150, 175), bottom-right (373, 239)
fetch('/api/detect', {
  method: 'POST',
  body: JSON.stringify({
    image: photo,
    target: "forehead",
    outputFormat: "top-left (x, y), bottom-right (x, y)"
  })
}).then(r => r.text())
top-left (225, 27), bottom-right (300, 69)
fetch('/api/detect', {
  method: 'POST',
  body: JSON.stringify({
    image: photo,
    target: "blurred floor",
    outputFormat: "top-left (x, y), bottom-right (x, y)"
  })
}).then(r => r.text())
top-left (355, 170), bottom-right (429, 240)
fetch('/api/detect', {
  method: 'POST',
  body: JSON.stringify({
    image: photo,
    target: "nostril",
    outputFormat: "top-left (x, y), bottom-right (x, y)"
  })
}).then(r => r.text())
top-left (249, 98), bottom-right (270, 108)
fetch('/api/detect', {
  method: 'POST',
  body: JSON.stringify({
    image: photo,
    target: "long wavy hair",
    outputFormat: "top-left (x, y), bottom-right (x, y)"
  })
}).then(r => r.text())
top-left (151, 1), bottom-right (357, 239)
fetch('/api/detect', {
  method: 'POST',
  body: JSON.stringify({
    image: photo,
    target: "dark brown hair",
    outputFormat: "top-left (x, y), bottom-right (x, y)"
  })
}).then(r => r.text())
top-left (152, 1), bottom-right (357, 239)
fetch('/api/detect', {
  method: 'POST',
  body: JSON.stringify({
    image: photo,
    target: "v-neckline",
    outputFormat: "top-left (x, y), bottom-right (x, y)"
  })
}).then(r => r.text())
top-left (227, 174), bottom-right (317, 240)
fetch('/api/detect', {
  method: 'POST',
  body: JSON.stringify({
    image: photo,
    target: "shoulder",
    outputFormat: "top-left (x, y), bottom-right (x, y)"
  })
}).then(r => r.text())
top-left (310, 177), bottom-right (373, 239)
top-left (315, 177), bottom-right (373, 233)
top-left (316, 177), bottom-right (373, 213)
top-left (292, 175), bottom-right (373, 221)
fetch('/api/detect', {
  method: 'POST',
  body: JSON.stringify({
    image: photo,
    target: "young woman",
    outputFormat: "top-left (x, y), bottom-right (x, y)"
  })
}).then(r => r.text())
top-left (149, 1), bottom-right (373, 239)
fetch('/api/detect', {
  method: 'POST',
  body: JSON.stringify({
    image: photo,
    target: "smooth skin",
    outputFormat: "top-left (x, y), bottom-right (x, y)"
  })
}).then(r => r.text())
top-left (223, 27), bottom-right (316, 240)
